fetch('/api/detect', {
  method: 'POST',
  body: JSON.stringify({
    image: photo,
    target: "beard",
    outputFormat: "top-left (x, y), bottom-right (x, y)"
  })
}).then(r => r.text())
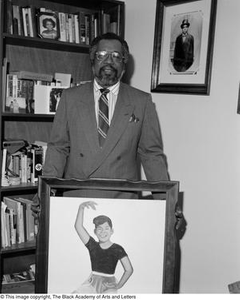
top-left (95, 64), bottom-right (119, 87)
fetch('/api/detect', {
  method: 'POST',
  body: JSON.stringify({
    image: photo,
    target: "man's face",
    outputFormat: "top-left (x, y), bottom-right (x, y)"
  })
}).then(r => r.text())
top-left (92, 39), bottom-right (125, 87)
top-left (182, 25), bottom-right (188, 34)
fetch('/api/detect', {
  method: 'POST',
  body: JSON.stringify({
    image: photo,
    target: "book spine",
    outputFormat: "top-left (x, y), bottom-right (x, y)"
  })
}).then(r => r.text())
top-left (9, 208), bottom-right (17, 245)
top-left (74, 14), bottom-right (80, 44)
top-left (79, 11), bottom-right (86, 44)
top-left (11, 71), bottom-right (53, 82)
top-left (58, 12), bottom-right (67, 42)
top-left (27, 7), bottom-right (34, 37)
top-left (21, 7), bottom-right (28, 37)
top-left (34, 147), bottom-right (43, 181)
top-left (12, 5), bottom-right (22, 35)
top-left (68, 14), bottom-right (73, 43)
top-left (5, 0), bottom-right (13, 34)
top-left (1, 203), bottom-right (7, 248)
top-left (1, 148), bottom-right (7, 185)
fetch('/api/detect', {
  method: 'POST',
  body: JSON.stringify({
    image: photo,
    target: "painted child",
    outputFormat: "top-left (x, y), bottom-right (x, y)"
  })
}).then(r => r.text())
top-left (73, 201), bottom-right (133, 294)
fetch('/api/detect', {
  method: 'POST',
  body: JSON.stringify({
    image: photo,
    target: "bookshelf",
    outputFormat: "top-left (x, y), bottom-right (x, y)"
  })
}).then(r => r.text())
top-left (0, 0), bottom-right (125, 293)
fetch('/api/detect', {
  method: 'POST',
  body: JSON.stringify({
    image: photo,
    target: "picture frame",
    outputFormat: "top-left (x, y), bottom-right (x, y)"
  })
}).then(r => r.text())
top-left (34, 85), bottom-right (68, 114)
top-left (35, 177), bottom-right (180, 294)
top-left (37, 12), bottom-right (60, 40)
top-left (151, 0), bottom-right (217, 95)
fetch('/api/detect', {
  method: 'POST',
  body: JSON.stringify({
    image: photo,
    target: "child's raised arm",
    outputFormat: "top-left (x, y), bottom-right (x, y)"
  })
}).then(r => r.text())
top-left (74, 201), bottom-right (97, 244)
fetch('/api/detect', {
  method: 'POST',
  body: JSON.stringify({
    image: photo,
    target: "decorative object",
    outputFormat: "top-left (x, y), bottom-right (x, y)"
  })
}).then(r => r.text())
top-left (37, 12), bottom-right (60, 40)
top-left (35, 177), bottom-right (179, 293)
top-left (151, 0), bottom-right (217, 95)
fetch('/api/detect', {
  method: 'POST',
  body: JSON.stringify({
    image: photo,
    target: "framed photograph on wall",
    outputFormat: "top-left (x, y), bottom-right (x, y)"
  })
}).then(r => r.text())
top-left (35, 177), bottom-right (179, 294)
top-left (151, 0), bottom-right (217, 95)
top-left (37, 12), bottom-right (60, 40)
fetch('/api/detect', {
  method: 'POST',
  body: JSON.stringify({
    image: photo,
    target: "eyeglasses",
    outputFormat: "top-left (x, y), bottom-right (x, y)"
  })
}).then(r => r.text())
top-left (95, 51), bottom-right (124, 63)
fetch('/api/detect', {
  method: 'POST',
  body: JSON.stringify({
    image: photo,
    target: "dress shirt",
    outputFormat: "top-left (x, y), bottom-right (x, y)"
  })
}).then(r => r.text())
top-left (94, 79), bottom-right (119, 126)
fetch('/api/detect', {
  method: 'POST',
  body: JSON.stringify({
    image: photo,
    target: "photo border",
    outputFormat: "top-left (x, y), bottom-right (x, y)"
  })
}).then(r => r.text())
top-left (37, 12), bottom-right (60, 40)
top-left (151, 0), bottom-right (217, 95)
top-left (35, 177), bottom-right (180, 293)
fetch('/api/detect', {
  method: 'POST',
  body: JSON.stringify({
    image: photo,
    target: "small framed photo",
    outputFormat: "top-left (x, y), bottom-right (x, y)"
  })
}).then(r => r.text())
top-left (34, 85), bottom-right (67, 114)
top-left (37, 12), bottom-right (60, 40)
top-left (151, 0), bottom-right (217, 95)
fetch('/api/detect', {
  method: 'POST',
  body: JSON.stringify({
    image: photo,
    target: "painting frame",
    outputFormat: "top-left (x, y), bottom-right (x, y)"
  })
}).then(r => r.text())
top-left (151, 0), bottom-right (217, 95)
top-left (35, 177), bottom-right (180, 294)
top-left (37, 12), bottom-right (60, 40)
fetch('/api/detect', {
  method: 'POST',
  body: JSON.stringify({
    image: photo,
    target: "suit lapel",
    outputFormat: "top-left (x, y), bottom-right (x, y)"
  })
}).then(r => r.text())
top-left (76, 84), bottom-right (99, 152)
top-left (87, 83), bottom-right (134, 177)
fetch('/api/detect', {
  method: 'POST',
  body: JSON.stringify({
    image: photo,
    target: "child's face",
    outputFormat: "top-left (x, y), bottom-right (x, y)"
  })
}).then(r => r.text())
top-left (94, 222), bottom-right (113, 243)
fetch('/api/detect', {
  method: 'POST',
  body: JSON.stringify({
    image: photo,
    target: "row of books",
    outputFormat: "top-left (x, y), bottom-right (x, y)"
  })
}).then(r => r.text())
top-left (2, 140), bottom-right (46, 187)
top-left (6, 1), bottom-right (121, 45)
top-left (4, 71), bottom-right (68, 114)
top-left (1, 196), bottom-right (37, 248)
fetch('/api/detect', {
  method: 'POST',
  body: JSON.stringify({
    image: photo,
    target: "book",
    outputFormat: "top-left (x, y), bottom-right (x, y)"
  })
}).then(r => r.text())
top-left (2, 270), bottom-right (35, 284)
top-left (68, 14), bottom-right (73, 43)
top-left (3, 197), bottom-right (24, 244)
top-left (34, 141), bottom-right (47, 165)
top-left (1, 202), bottom-right (10, 248)
top-left (5, 74), bottom-right (27, 113)
top-left (21, 7), bottom-right (30, 37)
top-left (5, 0), bottom-right (13, 34)
top-left (5, 74), bottom-right (47, 113)
top-left (34, 84), bottom-right (67, 114)
top-left (1, 148), bottom-right (8, 186)
top-left (12, 5), bottom-right (22, 35)
top-left (78, 8), bottom-right (98, 45)
top-left (14, 197), bottom-right (35, 241)
top-left (54, 72), bottom-right (71, 87)
top-left (3, 139), bottom-right (27, 154)
top-left (10, 70), bottom-right (53, 82)
top-left (32, 146), bottom-right (43, 182)
top-left (1, 58), bottom-right (8, 112)
top-left (74, 13), bottom-right (80, 44)
top-left (27, 6), bottom-right (36, 38)
top-left (58, 12), bottom-right (67, 42)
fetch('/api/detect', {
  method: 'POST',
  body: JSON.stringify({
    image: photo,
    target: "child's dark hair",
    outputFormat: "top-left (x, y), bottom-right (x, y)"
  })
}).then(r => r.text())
top-left (43, 18), bottom-right (56, 28)
top-left (93, 215), bottom-right (113, 228)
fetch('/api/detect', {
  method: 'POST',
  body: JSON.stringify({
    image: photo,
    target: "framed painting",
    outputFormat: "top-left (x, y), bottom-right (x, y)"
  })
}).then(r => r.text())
top-left (35, 177), bottom-right (180, 294)
top-left (151, 0), bottom-right (217, 95)
top-left (37, 12), bottom-right (60, 40)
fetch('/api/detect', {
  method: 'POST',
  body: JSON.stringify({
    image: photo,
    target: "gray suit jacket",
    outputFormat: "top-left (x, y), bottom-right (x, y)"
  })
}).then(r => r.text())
top-left (43, 81), bottom-right (168, 197)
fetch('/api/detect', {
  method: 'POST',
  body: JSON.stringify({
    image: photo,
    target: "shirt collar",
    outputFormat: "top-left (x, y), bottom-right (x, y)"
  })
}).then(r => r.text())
top-left (94, 79), bottom-right (120, 96)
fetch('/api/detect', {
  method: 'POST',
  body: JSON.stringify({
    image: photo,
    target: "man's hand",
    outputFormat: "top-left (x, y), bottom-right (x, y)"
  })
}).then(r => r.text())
top-left (175, 205), bottom-right (187, 239)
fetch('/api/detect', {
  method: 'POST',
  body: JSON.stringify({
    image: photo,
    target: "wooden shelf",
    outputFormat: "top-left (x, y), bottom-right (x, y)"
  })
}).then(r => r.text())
top-left (2, 112), bottom-right (54, 122)
top-left (1, 240), bottom-right (36, 255)
top-left (2, 280), bottom-right (35, 294)
top-left (3, 33), bottom-right (90, 53)
top-left (1, 183), bottom-right (38, 193)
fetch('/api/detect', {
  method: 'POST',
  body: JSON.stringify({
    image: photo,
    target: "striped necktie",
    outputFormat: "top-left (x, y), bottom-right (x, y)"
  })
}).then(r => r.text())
top-left (98, 88), bottom-right (110, 147)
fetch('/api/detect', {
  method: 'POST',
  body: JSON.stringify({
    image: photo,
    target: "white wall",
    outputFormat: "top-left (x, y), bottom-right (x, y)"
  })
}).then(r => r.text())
top-left (124, 0), bottom-right (240, 293)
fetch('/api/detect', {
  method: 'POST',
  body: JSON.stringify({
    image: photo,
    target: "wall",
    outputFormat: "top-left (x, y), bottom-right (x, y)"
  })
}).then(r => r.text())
top-left (124, 0), bottom-right (240, 293)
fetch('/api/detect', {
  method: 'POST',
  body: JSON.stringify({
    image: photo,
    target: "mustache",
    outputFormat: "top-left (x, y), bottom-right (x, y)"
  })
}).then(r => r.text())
top-left (100, 64), bottom-right (117, 72)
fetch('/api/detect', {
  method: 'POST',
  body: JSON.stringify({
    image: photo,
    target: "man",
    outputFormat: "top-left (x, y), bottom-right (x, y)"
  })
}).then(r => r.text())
top-left (173, 19), bottom-right (194, 72)
top-left (42, 32), bottom-right (169, 198)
